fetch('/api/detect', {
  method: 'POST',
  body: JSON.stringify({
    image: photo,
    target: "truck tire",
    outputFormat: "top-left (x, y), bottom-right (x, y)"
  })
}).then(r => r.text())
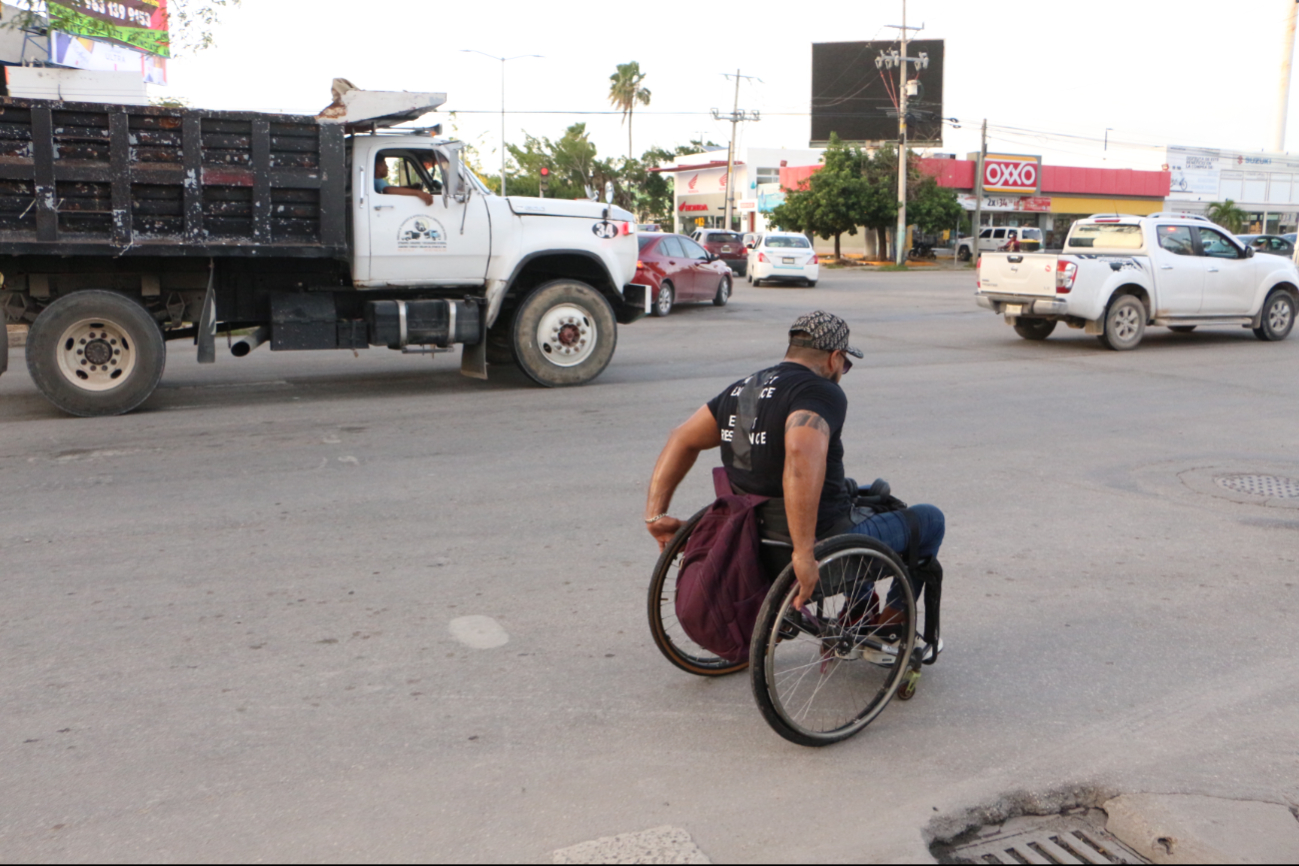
top-left (26, 290), bottom-right (165, 416)
top-left (0, 314), bottom-right (8, 377)
top-left (1253, 289), bottom-right (1295, 342)
top-left (511, 279), bottom-right (616, 387)
top-left (485, 314), bottom-right (517, 366)
top-left (1098, 294), bottom-right (1146, 351)
top-left (1013, 317), bottom-right (1056, 341)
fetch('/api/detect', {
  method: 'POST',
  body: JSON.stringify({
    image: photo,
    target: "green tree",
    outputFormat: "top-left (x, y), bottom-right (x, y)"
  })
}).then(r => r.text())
top-left (608, 61), bottom-right (651, 160)
top-left (1206, 199), bottom-right (1247, 233)
top-left (770, 133), bottom-right (870, 258)
top-left (907, 172), bottom-right (964, 238)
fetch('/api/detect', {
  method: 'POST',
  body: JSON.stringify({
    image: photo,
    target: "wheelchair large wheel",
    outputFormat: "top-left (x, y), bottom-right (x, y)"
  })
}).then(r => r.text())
top-left (750, 535), bottom-right (916, 746)
top-left (647, 507), bottom-right (750, 677)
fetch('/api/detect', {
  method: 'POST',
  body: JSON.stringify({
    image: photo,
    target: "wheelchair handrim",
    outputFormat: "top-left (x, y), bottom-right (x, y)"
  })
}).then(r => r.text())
top-left (760, 546), bottom-right (916, 741)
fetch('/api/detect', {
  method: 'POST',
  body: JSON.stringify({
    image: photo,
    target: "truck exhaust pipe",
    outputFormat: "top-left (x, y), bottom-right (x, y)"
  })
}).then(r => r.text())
top-left (231, 326), bottom-right (270, 357)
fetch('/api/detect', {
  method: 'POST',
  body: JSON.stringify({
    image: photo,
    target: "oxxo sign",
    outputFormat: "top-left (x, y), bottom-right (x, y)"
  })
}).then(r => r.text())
top-left (981, 154), bottom-right (1041, 195)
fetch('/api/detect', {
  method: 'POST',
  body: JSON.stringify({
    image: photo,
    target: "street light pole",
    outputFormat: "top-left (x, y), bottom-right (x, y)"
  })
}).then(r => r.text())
top-left (461, 50), bottom-right (542, 197)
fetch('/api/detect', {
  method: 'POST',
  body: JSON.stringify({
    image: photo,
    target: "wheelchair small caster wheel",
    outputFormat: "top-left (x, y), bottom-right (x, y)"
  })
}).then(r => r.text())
top-left (897, 670), bottom-right (921, 701)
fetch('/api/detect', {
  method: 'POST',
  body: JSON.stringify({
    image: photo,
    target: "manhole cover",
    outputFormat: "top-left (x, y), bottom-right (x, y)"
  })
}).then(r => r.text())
top-left (949, 814), bottom-right (1147, 864)
top-left (1214, 474), bottom-right (1299, 499)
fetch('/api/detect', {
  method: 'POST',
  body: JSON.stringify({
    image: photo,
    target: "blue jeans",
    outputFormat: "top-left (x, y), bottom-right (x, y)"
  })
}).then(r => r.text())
top-left (846, 503), bottom-right (945, 561)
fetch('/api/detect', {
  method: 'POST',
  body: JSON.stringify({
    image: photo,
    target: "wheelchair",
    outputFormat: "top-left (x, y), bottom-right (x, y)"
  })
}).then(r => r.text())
top-left (647, 503), bottom-right (938, 747)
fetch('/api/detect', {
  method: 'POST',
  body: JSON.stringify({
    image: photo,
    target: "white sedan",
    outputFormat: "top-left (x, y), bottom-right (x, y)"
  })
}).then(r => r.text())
top-left (748, 232), bottom-right (819, 287)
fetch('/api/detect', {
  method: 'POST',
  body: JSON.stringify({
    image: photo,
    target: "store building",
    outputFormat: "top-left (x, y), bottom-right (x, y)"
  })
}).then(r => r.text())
top-left (656, 147), bottom-right (824, 235)
top-left (777, 154), bottom-right (1169, 254)
top-left (1165, 145), bottom-right (1299, 234)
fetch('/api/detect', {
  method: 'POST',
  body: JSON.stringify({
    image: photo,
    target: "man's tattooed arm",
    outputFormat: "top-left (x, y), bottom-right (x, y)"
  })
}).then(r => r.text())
top-left (785, 410), bottom-right (830, 436)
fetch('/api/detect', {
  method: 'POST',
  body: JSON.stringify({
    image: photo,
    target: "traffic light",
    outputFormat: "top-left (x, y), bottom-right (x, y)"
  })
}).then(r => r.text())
top-left (539, 166), bottom-right (550, 197)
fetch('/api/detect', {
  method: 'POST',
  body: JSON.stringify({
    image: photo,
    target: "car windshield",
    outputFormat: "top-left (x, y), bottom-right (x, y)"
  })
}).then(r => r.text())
top-left (638, 236), bottom-right (659, 251)
top-left (766, 236), bottom-right (811, 249)
top-left (707, 232), bottom-right (743, 244)
top-left (1068, 224), bottom-right (1143, 249)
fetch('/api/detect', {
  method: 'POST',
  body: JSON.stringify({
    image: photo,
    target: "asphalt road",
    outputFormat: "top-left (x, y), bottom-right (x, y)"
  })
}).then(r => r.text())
top-left (2, 268), bottom-right (1297, 862)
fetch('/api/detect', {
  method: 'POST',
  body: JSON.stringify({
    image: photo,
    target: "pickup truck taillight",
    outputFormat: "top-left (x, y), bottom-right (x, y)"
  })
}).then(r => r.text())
top-left (1056, 259), bottom-right (1078, 293)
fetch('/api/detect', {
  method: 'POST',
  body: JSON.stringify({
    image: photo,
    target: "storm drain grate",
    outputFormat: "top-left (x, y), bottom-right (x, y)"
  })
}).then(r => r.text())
top-left (1215, 474), bottom-right (1299, 499)
top-left (950, 816), bottom-right (1147, 865)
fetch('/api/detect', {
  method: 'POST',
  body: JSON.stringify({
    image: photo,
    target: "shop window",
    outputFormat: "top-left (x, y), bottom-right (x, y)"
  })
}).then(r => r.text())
top-left (756, 168), bottom-right (780, 186)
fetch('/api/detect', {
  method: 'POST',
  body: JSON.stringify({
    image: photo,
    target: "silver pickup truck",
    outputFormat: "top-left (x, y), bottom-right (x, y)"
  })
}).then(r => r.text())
top-left (975, 213), bottom-right (1299, 350)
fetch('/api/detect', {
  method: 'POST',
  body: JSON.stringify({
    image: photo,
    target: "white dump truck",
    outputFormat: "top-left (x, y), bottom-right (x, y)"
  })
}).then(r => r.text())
top-left (975, 213), bottom-right (1299, 350)
top-left (0, 84), bottom-right (648, 416)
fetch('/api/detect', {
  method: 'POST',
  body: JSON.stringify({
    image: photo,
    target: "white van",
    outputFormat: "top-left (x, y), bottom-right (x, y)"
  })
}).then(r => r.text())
top-left (956, 226), bottom-right (1044, 261)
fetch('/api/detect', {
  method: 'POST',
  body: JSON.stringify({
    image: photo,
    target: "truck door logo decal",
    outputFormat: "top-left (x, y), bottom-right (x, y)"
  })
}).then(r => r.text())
top-left (397, 216), bottom-right (447, 251)
top-left (592, 221), bottom-right (618, 240)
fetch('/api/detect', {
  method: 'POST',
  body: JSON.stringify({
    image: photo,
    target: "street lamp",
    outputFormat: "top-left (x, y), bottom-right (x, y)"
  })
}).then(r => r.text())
top-left (461, 50), bottom-right (542, 197)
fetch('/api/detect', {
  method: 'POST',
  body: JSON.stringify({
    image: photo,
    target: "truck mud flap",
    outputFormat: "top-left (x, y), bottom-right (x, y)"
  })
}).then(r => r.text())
top-left (616, 283), bottom-right (651, 325)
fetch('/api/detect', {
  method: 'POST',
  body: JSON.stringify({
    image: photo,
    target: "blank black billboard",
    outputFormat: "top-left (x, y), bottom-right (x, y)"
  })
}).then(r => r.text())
top-left (811, 40), bottom-right (945, 146)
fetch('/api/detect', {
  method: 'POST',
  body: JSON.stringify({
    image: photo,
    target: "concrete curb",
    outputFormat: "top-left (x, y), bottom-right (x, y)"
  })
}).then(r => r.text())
top-left (1104, 794), bottom-right (1299, 864)
top-left (6, 323), bottom-right (27, 348)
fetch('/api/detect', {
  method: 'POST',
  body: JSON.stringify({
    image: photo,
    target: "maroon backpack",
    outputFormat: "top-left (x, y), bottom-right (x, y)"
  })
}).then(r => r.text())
top-left (674, 468), bottom-right (773, 663)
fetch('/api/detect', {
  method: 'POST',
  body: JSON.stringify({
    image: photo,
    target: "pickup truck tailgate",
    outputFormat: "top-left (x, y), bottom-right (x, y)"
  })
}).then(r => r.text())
top-left (978, 253), bottom-right (1057, 297)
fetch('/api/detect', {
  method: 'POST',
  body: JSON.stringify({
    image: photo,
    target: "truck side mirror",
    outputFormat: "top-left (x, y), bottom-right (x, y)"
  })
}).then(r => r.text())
top-left (441, 146), bottom-right (464, 203)
top-left (1244, 246), bottom-right (1254, 258)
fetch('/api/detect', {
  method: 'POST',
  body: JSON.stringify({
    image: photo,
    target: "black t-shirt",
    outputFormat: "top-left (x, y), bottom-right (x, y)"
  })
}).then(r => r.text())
top-left (706, 361), bottom-right (851, 536)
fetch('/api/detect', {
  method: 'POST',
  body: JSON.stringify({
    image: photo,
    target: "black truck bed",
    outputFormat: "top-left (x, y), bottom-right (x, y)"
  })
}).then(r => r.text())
top-left (0, 98), bottom-right (347, 258)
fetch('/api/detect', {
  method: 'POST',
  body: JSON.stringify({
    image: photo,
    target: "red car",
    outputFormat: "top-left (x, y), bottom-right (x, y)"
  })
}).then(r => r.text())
top-left (636, 233), bottom-right (733, 317)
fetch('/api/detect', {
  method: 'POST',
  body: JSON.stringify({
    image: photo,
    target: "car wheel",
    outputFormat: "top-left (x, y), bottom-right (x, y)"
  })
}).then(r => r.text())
top-left (807, 280), bottom-right (817, 288)
top-left (652, 281), bottom-right (674, 317)
top-left (1013, 317), bottom-right (1056, 341)
top-left (713, 275), bottom-right (731, 307)
top-left (746, 271), bottom-right (753, 284)
top-left (958, 246), bottom-right (971, 262)
top-left (1253, 289), bottom-right (1295, 341)
top-left (1099, 294), bottom-right (1147, 351)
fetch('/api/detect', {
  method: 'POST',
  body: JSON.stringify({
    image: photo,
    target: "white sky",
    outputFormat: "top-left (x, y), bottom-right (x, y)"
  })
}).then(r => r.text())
top-left (164, 0), bottom-right (1299, 173)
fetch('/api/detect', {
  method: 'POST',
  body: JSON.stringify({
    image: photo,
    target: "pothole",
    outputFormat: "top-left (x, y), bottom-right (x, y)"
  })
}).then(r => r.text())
top-left (1215, 474), bottom-right (1299, 499)
top-left (940, 810), bottom-right (1148, 864)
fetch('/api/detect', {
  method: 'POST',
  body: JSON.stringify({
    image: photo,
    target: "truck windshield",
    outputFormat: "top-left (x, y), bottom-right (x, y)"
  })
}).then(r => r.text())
top-left (1068, 224), bottom-right (1143, 249)
top-left (1020, 228), bottom-right (1042, 241)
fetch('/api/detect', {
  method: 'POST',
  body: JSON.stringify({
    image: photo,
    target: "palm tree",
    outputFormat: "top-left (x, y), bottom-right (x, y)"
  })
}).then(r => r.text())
top-left (1206, 199), bottom-right (1247, 234)
top-left (608, 62), bottom-right (651, 160)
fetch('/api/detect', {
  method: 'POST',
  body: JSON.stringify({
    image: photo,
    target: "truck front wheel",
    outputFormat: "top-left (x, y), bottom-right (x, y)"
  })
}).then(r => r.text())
top-left (512, 280), bottom-right (616, 387)
top-left (1099, 294), bottom-right (1146, 351)
top-left (26, 290), bottom-right (166, 416)
top-left (1013, 317), bottom-right (1056, 341)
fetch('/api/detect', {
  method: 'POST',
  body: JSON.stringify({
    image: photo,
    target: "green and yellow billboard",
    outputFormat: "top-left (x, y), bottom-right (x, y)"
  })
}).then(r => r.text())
top-left (48, 0), bottom-right (170, 59)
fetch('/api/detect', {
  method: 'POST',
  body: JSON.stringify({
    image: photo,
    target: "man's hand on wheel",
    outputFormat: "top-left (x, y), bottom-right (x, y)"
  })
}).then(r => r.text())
top-left (648, 516), bottom-right (683, 552)
top-left (792, 551), bottom-right (820, 610)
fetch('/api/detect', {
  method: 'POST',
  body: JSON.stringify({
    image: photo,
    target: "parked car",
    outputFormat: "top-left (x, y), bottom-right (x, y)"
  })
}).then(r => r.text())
top-left (636, 233), bottom-right (733, 316)
top-left (691, 229), bottom-right (748, 275)
top-left (747, 232), bottom-right (819, 286)
top-left (956, 226), bottom-right (1044, 260)
top-left (1236, 234), bottom-right (1295, 257)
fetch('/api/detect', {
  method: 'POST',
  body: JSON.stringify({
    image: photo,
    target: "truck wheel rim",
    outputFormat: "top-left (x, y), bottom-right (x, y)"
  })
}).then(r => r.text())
top-left (1269, 298), bottom-right (1291, 333)
top-left (55, 318), bottom-right (137, 392)
top-left (1113, 305), bottom-right (1140, 341)
top-left (536, 304), bottom-right (597, 368)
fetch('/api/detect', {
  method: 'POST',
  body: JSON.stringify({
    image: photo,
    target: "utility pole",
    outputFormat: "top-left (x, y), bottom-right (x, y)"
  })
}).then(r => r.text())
top-left (974, 118), bottom-right (987, 261)
top-left (461, 50), bottom-right (542, 197)
top-left (879, 3), bottom-right (925, 265)
top-left (1276, 0), bottom-right (1299, 152)
top-left (713, 71), bottom-right (760, 233)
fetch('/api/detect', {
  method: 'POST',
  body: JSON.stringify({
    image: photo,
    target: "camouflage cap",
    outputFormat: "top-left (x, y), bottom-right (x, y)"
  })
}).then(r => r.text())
top-left (788, 310), bottom-right (863, 358)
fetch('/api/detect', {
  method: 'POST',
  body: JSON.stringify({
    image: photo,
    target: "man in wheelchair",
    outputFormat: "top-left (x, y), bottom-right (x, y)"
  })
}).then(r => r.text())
top-left (645, 310), bottom-right (945, 619)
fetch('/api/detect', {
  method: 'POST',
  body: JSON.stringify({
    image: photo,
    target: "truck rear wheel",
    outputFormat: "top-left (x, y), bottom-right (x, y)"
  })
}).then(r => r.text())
top-left (1099, 294), bottom-right (1146, 351)
top-left (1253, 289), bottom-right (1295, 342)
top-left (1013, 317), bottom-right (1056, 341)
top-left (26, 290), bottom-right (165, 416)
top-left (511, 279), bottom-right (616, 387)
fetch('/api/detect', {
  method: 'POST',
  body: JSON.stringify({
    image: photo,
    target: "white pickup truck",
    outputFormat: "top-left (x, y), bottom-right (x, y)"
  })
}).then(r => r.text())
top-left (975, 213), bottom-right (1299, 350)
